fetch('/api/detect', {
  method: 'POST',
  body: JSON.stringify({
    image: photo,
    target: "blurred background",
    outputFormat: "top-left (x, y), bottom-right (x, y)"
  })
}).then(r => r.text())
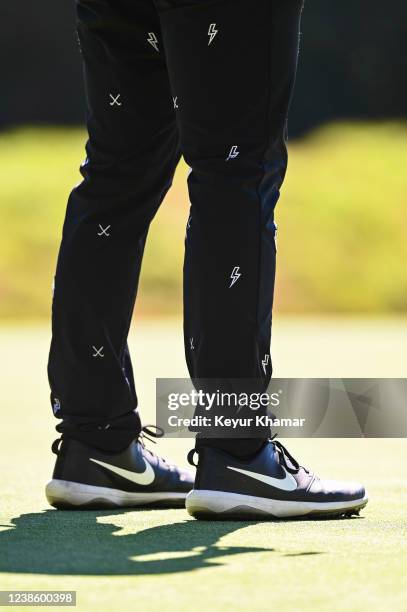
top-left (1, 0), bottom-right (406, 321)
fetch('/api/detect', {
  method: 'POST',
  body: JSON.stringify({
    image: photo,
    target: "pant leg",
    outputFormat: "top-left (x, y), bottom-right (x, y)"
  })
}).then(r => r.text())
top-left (155, 0), bottom-right (303, 454)
top-left (48, 0), bottom-right (181, 451)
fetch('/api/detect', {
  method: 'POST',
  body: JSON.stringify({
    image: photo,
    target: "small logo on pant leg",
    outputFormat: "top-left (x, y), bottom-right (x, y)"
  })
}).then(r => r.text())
top-left (226, 145), bottom-right (239, 161)
top-left (92, 346), bottom-right (104, 358)
top-left (208, 23), bottom-right (218, 45)
top-left (53, 398), bottom-right (61, 415)
top-left (185, 215), bottom-right (192, 240)
top-left (109, 94), bottom-right (122, 107)
top-left (229, 266), bottom-right (241, 288)
top-left (190, 337), bottom-right (195, 350)
top-left (147, 32), bottom-right (159, 52)
top-left (262, 354), bottom-right (270, 375)
top-left (173, 96), bottom-right (179, 109)
top-left (97, 224), bottom-right (111, 237)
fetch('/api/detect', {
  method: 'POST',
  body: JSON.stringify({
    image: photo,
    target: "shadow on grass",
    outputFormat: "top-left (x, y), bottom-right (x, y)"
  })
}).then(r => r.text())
top-left (0, 510), bottom-right (282, 575)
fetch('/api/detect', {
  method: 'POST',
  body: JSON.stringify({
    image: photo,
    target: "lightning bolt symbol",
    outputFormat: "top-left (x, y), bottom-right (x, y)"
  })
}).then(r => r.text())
top-left (229, 266), bottom-right (241, 288)
top-left (208, 23), bottom-right (218, 46)
top-left (147, 32), bottom-right (159, 52)
top-left (262, 354), bottom-right (270, 375)
top-left (226, 145), bottom-right (240, 161)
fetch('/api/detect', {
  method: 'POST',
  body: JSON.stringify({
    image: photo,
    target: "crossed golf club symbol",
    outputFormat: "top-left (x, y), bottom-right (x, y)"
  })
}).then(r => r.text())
top-left (92, 346), bottom-right (104, 358)
top-left (97, 224), bottom-right (111, 237)
top-left (109, 93), bottom-right (122, 107)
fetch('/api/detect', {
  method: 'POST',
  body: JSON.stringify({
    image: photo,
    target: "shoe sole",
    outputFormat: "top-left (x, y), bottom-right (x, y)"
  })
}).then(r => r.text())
top-left (186, 489), bottom-right (369, 520)
top-left (46, 479), bottom-right (188, 510)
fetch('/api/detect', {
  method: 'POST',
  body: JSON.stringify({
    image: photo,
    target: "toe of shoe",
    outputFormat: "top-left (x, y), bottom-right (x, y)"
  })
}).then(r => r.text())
top-left (325, 479), bottom-right (366, 501)
top-left (311, 478), bottom-right (367, 502)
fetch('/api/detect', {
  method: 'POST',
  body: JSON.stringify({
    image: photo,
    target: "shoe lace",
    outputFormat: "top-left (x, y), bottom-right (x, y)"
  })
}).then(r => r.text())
top-left (271, 434), bottom-right (309, 475)
top-left (139, 424), bottom-right (164, 446)
top-left (138, 425), bottom-right (177, 469)
top-left (187, 435), bottom-right (309, 474)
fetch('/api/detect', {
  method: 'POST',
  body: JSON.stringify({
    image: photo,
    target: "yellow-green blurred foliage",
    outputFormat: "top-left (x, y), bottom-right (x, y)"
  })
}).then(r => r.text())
top-left (0, 123), bottom-right (406, 320)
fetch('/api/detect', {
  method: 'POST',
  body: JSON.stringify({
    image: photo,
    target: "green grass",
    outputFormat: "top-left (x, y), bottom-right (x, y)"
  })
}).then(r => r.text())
top-left (1, 482), bottom-right (406, 612)
top-left (1, 323), bottom-right (406, 611)
top-left (1, 123), bottom-right (407, 319)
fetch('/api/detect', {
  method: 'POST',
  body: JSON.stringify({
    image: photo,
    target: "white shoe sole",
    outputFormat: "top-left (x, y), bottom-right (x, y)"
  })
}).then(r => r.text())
top-left (46, 479), bottom-right (187, 509)
top-left (186, 489), bottom-right (369, 520)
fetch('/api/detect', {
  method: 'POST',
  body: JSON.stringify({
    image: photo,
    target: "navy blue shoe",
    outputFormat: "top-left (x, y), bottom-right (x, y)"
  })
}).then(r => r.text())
top-left (186, 438), bottom-right (368, 520)
top-left (46, 428), bottom-right (194, 509)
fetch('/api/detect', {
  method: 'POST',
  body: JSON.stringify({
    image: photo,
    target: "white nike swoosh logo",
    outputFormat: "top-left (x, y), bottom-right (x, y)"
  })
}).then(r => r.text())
top-left (89, 458), bottom-right (155, 486)
top-left (227, 466), bottom-right (297, 491)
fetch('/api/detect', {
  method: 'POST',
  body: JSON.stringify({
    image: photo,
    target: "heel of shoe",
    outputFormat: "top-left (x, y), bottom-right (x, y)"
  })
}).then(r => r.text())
top-left (45, 479), bottom-right (104, 509)
top-left (185, 490), bottom-right (218, 519)
top-left (45, 479), bottom-right (130, 509)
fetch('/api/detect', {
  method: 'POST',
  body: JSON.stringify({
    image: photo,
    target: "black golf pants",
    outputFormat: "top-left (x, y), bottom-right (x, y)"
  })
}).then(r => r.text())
top-left (48, 0), bottom-right (304, 454)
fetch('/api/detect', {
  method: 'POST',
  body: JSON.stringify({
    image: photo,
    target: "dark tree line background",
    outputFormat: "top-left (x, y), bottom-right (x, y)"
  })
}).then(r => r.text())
top-left (1, 0), bottom-right (406, 135)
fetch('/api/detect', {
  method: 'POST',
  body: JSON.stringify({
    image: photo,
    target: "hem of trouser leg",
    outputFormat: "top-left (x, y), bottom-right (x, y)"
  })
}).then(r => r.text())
top-left (55, 410), bottom-right (142, 453)
top-left (57, 431), bottom-right (138, 454)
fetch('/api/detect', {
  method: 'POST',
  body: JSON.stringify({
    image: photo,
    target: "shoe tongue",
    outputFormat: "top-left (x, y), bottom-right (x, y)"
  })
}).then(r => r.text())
top-left (271, 443), bottom-right (284, 469)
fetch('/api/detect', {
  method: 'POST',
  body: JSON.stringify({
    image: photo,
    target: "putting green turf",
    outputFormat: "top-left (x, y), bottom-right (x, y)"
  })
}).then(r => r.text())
top-left (1, 324), bottom-right (406, 611)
